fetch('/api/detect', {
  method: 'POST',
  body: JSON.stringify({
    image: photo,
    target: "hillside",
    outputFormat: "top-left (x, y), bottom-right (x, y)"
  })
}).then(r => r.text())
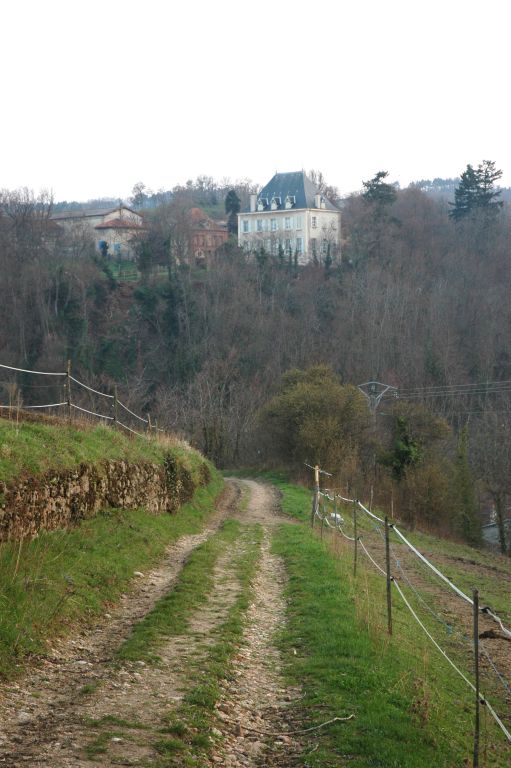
top-left (0, 468), bottom-right (509, 765)
top-left (0, 415), bottom-right (220, 675)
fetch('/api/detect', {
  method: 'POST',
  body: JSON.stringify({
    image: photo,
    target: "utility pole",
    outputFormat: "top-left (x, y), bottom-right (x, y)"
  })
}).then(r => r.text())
top-left (357, 381), bottom-right (397, 417)
top-left (358, 381), bottom-right (397, 499)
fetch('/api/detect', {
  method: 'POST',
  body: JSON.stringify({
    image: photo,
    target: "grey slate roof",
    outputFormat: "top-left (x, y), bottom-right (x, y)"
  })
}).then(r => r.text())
top-left (247, 171), bottom-right (338, 212)
top-left (51, 205), bottom-right (139, 221)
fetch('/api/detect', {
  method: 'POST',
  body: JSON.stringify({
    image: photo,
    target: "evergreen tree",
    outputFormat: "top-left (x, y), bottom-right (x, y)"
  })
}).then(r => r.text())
top-left (225, 189), bottom-right (241, 235)
top-left (362, 171), bottom-right (397, 208)
top-left (449, 160), bottom-right (503, 222)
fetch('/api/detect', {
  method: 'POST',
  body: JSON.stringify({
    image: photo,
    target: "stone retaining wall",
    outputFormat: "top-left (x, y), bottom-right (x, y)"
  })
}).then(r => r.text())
top-left (0, 454), bottom-right (210, 541)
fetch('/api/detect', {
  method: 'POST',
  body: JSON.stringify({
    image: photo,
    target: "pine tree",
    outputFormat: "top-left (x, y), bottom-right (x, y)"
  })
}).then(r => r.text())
top-left (225, 189), bottom-right (241, 236)
top-left (449, 160), bottom-right (503, 222)
top-left (362, 171), bottom-right (397, 208)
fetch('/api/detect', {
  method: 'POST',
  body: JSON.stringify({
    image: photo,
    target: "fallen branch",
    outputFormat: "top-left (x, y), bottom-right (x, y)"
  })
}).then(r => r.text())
top-left (219, 713), bottom-right (355, 737)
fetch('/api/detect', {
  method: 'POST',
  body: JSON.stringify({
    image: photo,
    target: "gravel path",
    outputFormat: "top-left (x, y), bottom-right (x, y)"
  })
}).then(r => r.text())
top-left (0, 483), bottom-right (240, 766)
top-left (210, 479), bottom-right (302, 767)
top-left (0, 479), bottom-right (302, 767)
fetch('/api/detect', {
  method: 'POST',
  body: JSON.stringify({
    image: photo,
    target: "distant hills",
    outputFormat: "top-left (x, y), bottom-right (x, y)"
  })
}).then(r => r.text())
top-left (410, 177), bottom-right (511, 203)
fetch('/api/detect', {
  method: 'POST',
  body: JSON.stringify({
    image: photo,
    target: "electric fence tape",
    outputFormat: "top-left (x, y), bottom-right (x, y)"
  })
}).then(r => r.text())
top-left (393, 579), bottom-right (511, 743)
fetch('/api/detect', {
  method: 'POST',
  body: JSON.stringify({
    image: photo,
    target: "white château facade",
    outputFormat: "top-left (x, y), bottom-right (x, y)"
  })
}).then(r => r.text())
top-left (237, 171), bottom-right (341, 264)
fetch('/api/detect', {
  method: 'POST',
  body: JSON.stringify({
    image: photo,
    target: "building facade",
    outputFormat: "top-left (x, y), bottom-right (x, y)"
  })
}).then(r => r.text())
top-left (51, 205), bottom-right (144, 259)
top-left (237, 171), bottom-right (341, 264)
top-left (187, 207), bottom-right (229, 262)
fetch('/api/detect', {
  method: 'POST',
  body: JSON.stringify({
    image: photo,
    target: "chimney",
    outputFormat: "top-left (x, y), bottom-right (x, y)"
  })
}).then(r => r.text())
top-left (250, 194), bottom-right (257, 212)
top-left (314, 193), bottom-right (321, 209)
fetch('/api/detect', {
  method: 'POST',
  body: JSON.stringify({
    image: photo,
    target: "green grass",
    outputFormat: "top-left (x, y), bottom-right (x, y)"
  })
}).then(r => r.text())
top-left (0, 416), bottom-right (206, 486)
top-left (92, 518), bottom-right (262, 766)
top-left (271, 479), bottom-right (511, 767)
top-left (154, 523), bottom-right (263, 766)
top-left (117, 517), bottom-right (243, 662)
top-left (0, 473), bottom-right (224, 678)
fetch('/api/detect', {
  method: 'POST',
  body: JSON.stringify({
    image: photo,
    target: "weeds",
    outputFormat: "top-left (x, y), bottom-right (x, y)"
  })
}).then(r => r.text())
top-left (0, 473), bottom-right (224, 678)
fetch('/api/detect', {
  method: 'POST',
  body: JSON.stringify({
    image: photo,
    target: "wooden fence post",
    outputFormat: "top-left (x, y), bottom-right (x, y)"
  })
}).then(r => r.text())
top-left (66, 359), bottom-right (72, 421)
top-left (473, 589), bottom-right (480, 768)
top-left (385, 515), bottom-right (393, 635)
top-left (353, 500), bottom-right (358, 577)
top-left (311, 464), bottom-right (320, 528)
top-left (113, 385), bottom-right (118, 428)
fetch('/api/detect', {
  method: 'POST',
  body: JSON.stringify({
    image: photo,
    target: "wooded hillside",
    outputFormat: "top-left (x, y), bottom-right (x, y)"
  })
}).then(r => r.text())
top-left (1, 176), bottom-right (510, 545)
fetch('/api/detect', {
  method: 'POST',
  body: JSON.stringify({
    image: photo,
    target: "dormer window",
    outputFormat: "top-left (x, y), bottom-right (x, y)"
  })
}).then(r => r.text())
top-left (285, 195), bottom-right (296, 209)
top-left (270, 196), bottom-right (281, 210)
top-left (257, 197), bottom-right (268, 211)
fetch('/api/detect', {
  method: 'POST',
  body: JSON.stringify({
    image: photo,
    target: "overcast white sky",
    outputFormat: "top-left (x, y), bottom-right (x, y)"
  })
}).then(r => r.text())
top-left (1, 0), bottom-right (509, 201)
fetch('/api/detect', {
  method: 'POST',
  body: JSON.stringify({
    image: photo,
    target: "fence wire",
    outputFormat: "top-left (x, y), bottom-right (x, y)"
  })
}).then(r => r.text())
top-left (312, 480), bottom-right (511, 748)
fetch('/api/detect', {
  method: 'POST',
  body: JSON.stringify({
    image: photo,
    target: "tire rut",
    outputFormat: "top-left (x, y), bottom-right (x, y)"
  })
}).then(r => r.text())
top-left (0, 482), bottom-right (240, 766)
top-left (209, 480), bottom-right (303, 768)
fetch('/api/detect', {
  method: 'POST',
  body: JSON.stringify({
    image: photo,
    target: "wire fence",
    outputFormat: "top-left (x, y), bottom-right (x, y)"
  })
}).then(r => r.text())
top-left (309, 470), bottom-right (511, 760)
top-left (0, 360), bottom-right (165, 439)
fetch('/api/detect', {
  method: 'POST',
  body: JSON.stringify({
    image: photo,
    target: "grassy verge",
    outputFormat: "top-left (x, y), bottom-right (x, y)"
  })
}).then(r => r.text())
top-left (234, 469), bottom-right (511, 617)
top-left (0, 472), bottom-right (224, 678)
top-left (0, 416), bottom-right (206, 486)
top-left (272, 479), bottom-right (511, 767)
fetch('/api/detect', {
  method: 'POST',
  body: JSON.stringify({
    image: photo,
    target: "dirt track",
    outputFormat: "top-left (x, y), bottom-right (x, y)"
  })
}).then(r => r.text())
top-left (0, 479), bottom-right (301, 767)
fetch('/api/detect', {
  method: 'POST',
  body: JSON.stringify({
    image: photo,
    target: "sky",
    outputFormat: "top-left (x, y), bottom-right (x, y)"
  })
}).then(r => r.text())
top-left (1, 0), bottom-right (510, 201)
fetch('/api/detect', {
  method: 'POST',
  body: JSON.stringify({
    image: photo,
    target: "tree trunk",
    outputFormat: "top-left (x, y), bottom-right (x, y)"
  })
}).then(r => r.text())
top-left (494, 493), bottom-right (507, 555)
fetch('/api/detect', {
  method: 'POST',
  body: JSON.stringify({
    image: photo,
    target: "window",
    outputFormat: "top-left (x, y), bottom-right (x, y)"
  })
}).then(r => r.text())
top-left (322, 239), bottom-right (328, 256)
top-left (271, 239), bottom-right (278, 255)
top-left (257, 219), bottom-right (263, 232)
top-left (311, 216), bottom-right (317, 228)
top-left (285, 238), bottom-right (292, 255)
top-left (242, 219), bottom-right (250, 233)
top-left (296, 237), bottom-right (303, 254)
top-left (295, 215), bottom-right (302, 230)
top-left (285, 217), bottom-right (291, 230)
top-left (311, 237), bottom-right (317, 256)
top-left (270, 218), bottom-right (277, 231)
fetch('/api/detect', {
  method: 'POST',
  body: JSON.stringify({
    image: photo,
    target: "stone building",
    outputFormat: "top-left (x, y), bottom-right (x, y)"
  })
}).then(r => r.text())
top-left (237, 170), bottom-right (341, 264)
top-left (51, 205), bottom-right (144, 259)
top-left (187, 207), bottom-right (228, 262)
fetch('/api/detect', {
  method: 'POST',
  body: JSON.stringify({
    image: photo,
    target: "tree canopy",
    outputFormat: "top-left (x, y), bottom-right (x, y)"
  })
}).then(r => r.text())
top-left (258, 365), bottom-right (370, 474)
top-left (449, 160), bottom-right (503, 222)
top-left (362, 171), bottom-right (397, 208)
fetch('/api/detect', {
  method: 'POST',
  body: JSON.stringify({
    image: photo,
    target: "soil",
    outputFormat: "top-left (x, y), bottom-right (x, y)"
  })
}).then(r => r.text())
top-left (0, 479), bottom-right (303, 767)
top-left (209, 479), bottom-right (302, 767)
